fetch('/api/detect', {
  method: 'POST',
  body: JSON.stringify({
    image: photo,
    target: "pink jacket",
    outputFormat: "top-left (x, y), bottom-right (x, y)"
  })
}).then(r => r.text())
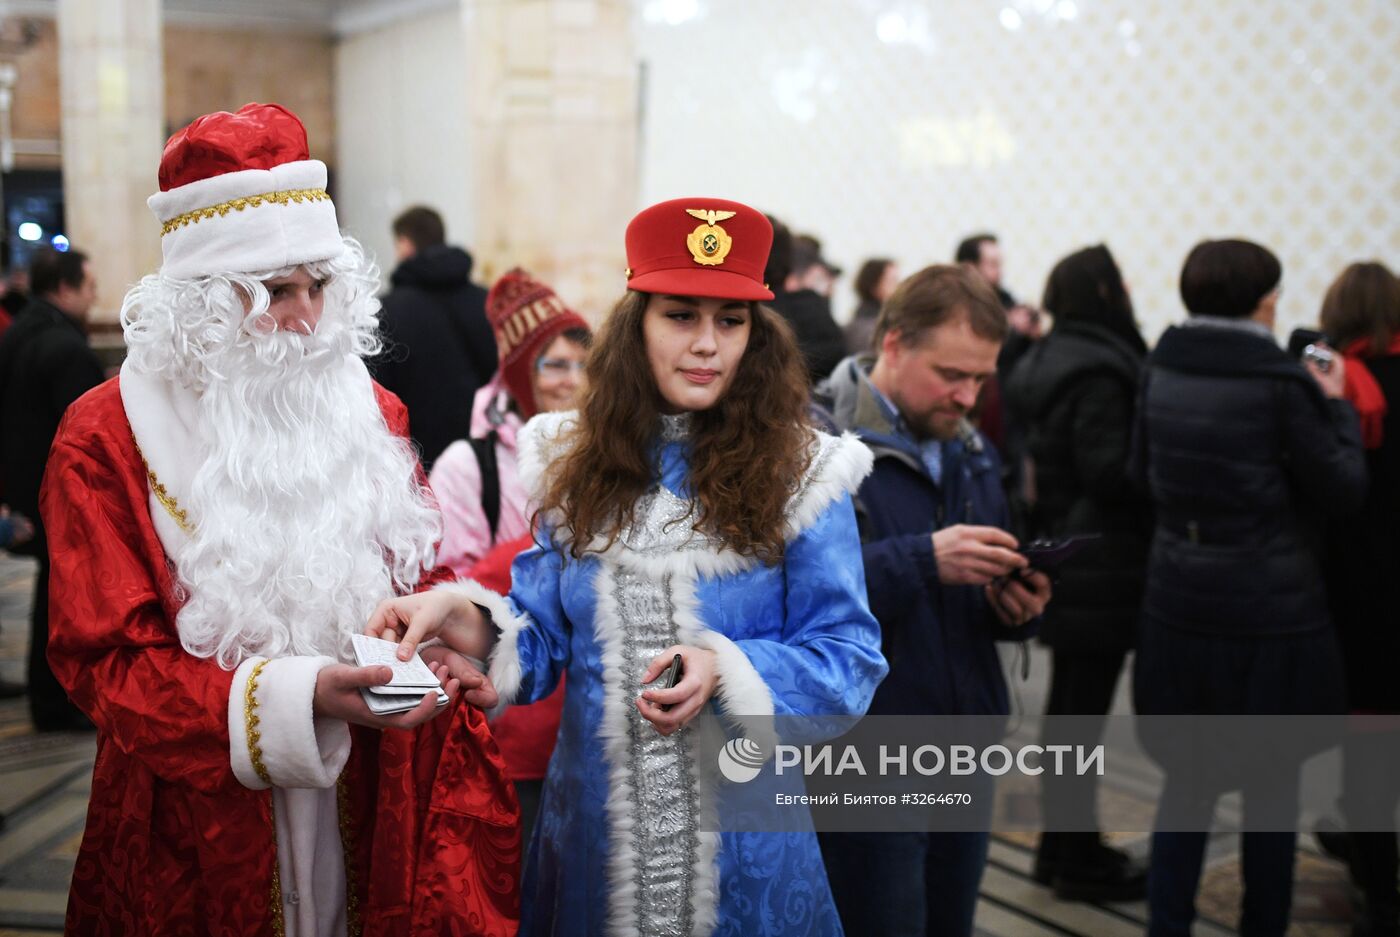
top-left (428, 375), bottom-right (532, 576)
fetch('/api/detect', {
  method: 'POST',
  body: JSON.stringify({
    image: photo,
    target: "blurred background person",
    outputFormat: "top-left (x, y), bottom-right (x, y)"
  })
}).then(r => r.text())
top-left (428, 266), bottom-right (591, 865)
top-left (846, 256), bottom-right (899, 354)
top-left (956, 231), bottom-right (1045, 371)
top-left (788, 233), bottom-right (842, 298)
top-left (1005, 244), bottom-right (1150, 902)
top-left (957, 232), bottom-right (1014, 309)
top-left (1132, 239), bottom-right (1366, 937)
top-left (0, 267), bottom-right (29, 335)
top-left (430, 268), bottom-right (590, 575)
top-left (765, 215), bottom-right (847, 383)
top-left (0, 246), bottom-right (102, 730)
top-left (0, 506), bottom-right (34, 552)
top-left (1316, 261), bottom-right (1400, 937)
top-left (372, 204), bottom-right (497, 471)
top-left (958, 231), bottom-right (1041, 534)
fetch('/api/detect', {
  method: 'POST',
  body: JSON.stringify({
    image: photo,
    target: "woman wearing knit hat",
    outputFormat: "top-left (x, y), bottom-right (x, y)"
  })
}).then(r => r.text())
top-left (430, 268), bottom-right (591, 575)
top-left (371, 197), bottom-right (886, 936)
top-left (428, 268), bottom-right (589, 855)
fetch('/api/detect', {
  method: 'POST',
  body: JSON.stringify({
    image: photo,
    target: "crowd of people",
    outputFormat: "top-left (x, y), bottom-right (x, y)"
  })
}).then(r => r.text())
top-left (0, 101), bottom-right (1395, 937)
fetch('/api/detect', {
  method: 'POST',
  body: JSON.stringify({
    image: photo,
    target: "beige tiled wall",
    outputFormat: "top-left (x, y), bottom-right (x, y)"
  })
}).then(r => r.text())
top-left (164, 25), bottom-right (335, 160)
top-left (636, 0), bottom-right (1400, 340)
top-left (333, 6), bottom-right (474, 288)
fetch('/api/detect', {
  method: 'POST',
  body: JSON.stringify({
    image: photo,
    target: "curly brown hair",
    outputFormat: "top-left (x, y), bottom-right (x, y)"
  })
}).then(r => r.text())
top-left (537, 290), bottom-right (813, 564)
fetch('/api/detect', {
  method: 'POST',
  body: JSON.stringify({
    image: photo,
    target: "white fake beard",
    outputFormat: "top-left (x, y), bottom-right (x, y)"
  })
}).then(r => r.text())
top-left (123, 239), bottom-right (442, 668)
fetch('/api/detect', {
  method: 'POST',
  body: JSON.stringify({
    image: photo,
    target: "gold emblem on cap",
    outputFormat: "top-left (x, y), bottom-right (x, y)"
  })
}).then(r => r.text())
top-left (684, 208), bottom-right (736, 266)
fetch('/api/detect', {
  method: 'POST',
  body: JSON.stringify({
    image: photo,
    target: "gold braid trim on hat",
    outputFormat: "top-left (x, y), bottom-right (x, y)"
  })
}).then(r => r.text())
top-left (160, 187), bottom-right (331, 237)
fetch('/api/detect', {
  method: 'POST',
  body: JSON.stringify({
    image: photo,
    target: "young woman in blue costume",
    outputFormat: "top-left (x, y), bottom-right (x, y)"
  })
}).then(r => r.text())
top-left (369, 198), bottom-right (887, 936)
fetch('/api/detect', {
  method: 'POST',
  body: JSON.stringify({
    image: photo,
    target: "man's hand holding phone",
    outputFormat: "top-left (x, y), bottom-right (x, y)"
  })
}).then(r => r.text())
top-left (932, 524), bottom-right (1028, 585)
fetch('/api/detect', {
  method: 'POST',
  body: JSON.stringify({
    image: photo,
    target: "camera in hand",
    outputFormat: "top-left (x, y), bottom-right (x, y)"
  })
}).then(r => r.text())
top-left (1287, 327), bottom-right (1336, 373)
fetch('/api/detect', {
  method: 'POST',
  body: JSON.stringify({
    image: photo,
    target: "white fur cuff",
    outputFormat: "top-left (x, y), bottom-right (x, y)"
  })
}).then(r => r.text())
top-left (691, 629), bottom-right (775, 720)
top-left (228, 654), bottom-right (350, 790)
top-left (433, 579), bottom-right (531, 706)
top-left (691, 630), bottom-right (779, 760)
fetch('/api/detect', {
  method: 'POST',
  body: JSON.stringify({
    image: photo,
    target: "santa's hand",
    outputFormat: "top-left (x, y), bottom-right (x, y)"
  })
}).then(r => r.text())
top-left (312, 663), bottom-right (457, 730)
top-left (422, 646), bottom-right (499, 711)
top-left (366, 591), bottom-right (488, 662)
top-left (636, 646), bottom-right (718, 737)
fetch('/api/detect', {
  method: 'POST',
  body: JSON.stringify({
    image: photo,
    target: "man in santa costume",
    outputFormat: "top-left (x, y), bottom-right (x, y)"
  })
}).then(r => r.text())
top-left (41, 103), bottom-right (519, 936)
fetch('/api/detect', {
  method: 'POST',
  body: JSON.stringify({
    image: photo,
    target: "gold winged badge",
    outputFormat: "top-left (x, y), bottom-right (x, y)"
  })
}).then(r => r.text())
top-left (685, 208), bottom-right (738, 266)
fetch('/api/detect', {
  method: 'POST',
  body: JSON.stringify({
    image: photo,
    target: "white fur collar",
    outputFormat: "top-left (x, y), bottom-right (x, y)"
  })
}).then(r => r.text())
top-left (119, 359), bottom-right (203, 558)
top-left (119, 356), bottom-right (382, 560)
top-left (516, 410), bottom-right (873, 577)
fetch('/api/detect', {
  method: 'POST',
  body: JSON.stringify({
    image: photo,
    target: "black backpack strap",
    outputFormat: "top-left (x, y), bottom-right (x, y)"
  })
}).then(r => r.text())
top-left (467, 431), bottom-right (501, 546)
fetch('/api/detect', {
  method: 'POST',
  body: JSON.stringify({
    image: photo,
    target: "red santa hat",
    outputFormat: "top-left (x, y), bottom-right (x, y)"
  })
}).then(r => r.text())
top-left (486, 269), bottom-right (589, 419)
top-left (147, 103), bottom-right (344, 279)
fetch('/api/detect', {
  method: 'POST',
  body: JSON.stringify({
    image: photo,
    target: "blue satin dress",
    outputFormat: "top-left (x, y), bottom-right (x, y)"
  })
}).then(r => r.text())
top-left (479, 413), bottom-right (887, 937)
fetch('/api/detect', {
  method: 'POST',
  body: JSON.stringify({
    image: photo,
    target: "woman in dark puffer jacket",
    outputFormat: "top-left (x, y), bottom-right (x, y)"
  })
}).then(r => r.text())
top-left (1005, 245), bottom-right (1151, 902)
top-left (1132, 239), bottom-right (1367, 937)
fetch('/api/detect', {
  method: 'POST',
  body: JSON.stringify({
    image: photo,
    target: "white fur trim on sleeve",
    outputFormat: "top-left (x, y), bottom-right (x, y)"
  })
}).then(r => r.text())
top-left (433, 579), bottom-right (531, 707)
top-left (690, 629), bottom-right (780, 763)
top-left (228, 654), bottom-right (349, 790)
top-left (690, 629), bottom-right (775, 719)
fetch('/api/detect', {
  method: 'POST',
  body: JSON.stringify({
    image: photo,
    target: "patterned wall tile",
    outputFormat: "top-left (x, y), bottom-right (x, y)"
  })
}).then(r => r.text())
top-left (637, 0), bottom-right (1400, 340)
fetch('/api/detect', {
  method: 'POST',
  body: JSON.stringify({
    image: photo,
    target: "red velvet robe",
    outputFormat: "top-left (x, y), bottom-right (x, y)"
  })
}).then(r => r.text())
top-left (41, 376), bottom-right (519, 936)
top-left (467, 534), bottom-right (564, 782)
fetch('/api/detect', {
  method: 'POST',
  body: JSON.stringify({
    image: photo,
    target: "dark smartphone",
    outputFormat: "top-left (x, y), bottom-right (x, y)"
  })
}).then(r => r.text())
top-left (657, 653), bottom-right (684, 712)
top-left (1018, 535), bottom-right (1102, 573)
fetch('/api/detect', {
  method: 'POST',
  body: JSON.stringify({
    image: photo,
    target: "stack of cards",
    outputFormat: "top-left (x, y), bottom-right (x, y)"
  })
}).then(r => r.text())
top-left (351, 634), bottom-right (450, 716)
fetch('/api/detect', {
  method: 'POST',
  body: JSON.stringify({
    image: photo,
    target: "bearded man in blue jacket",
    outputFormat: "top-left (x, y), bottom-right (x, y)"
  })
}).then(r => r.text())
top-left (816, 263), bottom-right (1052, 937)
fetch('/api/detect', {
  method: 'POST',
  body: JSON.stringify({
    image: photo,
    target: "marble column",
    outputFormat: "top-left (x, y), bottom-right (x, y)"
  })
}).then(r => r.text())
top-left (57, 0), bottom-right (163, 326)
top-left (465, 0), bottom-right (638, 320)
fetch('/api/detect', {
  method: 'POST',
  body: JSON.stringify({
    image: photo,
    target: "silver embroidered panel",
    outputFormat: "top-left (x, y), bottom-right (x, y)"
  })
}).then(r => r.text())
top-left (620, 483), bottom-right (720, 558)
top-left (613, 565), bottom-right (699, 937)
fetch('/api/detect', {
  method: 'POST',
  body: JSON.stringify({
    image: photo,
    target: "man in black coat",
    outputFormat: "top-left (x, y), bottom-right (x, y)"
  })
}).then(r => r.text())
top-left (371, 206), bottom-right (496, 471)
top-left (0, 247), bottom-right (103, 730)
top-left (764, 217), bottom-right (847, 384)
top-left (956, 232), bottom-right (1042, 525)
